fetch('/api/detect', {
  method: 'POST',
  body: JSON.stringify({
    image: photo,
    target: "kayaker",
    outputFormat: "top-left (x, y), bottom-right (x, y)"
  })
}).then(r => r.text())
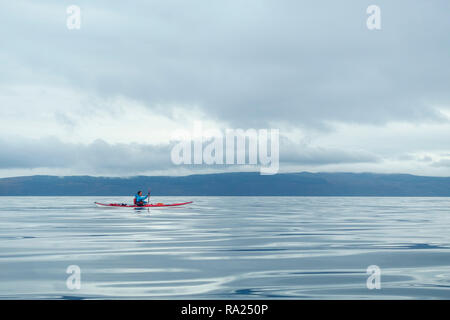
top-left (134, 191), bottom-right (149, 206)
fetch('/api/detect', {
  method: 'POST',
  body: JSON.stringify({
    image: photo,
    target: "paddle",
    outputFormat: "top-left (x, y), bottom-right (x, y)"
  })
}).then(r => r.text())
top-left (147, 189), bottom-right (151, 212)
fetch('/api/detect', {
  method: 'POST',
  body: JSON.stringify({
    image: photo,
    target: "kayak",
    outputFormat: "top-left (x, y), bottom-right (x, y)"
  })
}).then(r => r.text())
top-left (95, 201), bottom-right (193, 208)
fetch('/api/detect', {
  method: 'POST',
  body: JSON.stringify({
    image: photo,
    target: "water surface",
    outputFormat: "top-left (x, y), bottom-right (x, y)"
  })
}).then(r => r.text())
top-left (1, 196), bottom-right (450, 299)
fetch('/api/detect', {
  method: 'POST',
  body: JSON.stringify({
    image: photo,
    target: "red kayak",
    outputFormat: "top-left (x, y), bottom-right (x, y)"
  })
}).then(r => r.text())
top-left (95, 201), bottom-right (193, 208)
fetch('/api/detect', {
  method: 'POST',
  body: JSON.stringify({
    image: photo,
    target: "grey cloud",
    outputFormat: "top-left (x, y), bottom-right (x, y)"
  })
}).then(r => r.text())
top-left (0, 136), bottom-right (381, 175)
top-left (1, 0), bottom-right (450, 177)
top-left (0, 137), bottom-right (174, 174)
top-left (280, 144), bottom-right (380, 166)
top-left (1, 0), bottom-right (449, 129)
top-left (419, 156), bottom-right (433, 163)
top-left (432, 159), bottom-right (450, 168)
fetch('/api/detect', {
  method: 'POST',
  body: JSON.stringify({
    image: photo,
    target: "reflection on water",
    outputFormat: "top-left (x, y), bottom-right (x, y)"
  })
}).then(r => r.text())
top-left (0, 196), bottom-right (450, 299)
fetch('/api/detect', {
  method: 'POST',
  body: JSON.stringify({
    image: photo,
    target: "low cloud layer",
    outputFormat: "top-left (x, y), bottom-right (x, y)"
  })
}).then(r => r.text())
top-left (1, 134), bottom-right (449, 177)
top-left (0, 137), bottom-right (173, 174)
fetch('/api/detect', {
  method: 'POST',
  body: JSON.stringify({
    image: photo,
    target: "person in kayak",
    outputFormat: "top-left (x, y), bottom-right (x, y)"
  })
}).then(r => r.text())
top-left (134, 191), bottom-right (149, 206)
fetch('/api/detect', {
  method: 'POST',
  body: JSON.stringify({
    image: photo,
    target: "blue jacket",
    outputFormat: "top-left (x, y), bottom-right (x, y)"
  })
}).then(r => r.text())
top-left (135, 194), bottom-right (149, 203)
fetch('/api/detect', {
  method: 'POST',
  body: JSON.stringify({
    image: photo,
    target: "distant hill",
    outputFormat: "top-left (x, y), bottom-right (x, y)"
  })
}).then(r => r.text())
top-left (0, 172), bottom-right (449, 196)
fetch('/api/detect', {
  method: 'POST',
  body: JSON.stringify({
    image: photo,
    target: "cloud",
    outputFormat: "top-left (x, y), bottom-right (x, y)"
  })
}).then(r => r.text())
top-left (432, 159), bottom-right (450, 168)
top-left (0, 137), bottom-right (173, 175)
top-left (0, 129), bottom-right (449, 177)
top-left (1, 1), bottom-right (450, 177)
top-left (281, 146), bottom-right (380, 165)
top-left (1, 1), bottom-right (449, 128)
top-left (0, 132), bottom-right (380, 175)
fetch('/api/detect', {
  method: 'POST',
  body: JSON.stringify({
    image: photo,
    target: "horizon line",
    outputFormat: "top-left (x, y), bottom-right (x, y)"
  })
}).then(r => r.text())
top-left (1, 171), bottom-right (450, 179)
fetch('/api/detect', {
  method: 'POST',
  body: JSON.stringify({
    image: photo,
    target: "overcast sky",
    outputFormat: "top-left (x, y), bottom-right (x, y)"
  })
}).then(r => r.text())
top-left (1, 0), bottom-right (449, 177)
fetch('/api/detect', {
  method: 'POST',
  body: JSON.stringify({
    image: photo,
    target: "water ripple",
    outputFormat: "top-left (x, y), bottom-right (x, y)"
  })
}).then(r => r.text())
top-left (1, 196), bottom-right (450, 299)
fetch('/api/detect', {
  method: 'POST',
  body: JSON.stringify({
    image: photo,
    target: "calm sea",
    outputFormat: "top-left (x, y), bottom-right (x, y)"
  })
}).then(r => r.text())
top-left (0, 196), bottom-right (450, 299)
